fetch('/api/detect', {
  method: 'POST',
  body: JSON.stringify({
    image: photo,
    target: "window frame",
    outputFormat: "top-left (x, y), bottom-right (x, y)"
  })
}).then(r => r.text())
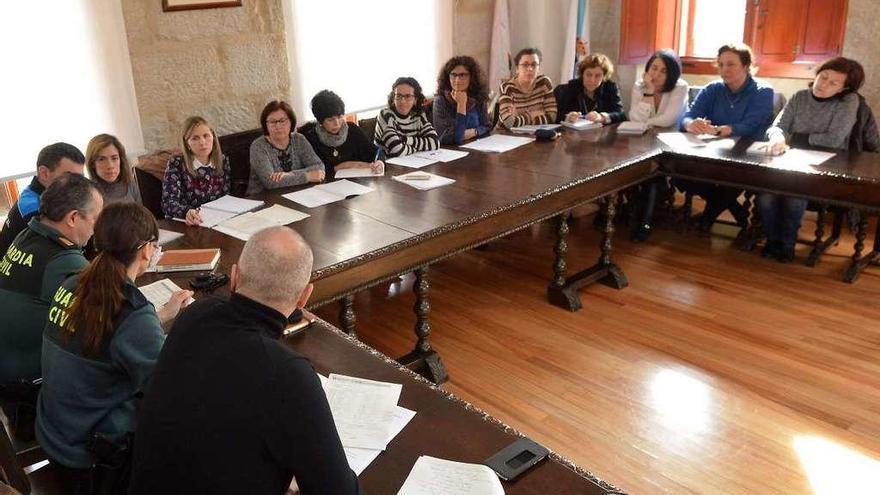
top-left (620, 0), bottom-right (849, 79)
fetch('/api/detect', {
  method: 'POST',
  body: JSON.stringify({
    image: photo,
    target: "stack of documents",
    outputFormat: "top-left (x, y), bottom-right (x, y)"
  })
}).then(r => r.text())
top-left (282, 179), bottom-right (375, 208)
top-left (213, 204), bottom-right (310, 241)
top-left (386, 149), bottom-right (470, 169)
top-left (397, 456), bottom-right (505, 495)
top-left (460, 135), bottom-right (533, 153)
top-left (319, 374), bottom-right (416, 475)
top-left (393, 172), bottom-right (456, 191)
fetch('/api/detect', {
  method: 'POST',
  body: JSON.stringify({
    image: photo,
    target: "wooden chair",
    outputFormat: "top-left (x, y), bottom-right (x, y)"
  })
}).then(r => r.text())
top-left (0, 421), bottom-right (63, 495)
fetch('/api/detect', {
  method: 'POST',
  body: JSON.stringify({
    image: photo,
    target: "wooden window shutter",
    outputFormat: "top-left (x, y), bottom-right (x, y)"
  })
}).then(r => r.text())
top-left (619, 0), bottom-right (679, 65)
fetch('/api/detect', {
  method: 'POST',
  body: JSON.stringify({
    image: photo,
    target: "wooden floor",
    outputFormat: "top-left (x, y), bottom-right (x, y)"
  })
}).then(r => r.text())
top-left (316, 209), bottom-right (880, 495)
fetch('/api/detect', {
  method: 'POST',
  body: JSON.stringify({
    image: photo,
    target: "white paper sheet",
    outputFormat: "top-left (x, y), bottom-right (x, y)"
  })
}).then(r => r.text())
top-left (334, 164), bottom-right (385, 178)
top-left (319, 179), bottom-right (375, 197)
top-left (459, 135), bottom-right (534, 153)
top-left (745, 142), bottom-right (836, 168)
top-left (393, 172), bottom-right (456, 191)
top-left (416, 149), bottom-right (469, 162)
top-left (386, 154), bottom-right (438, 168)
top-left (200, 195), bottom-right (264, 214)
top-left (139, 278), bottom-right (193, 309)
top-left (213, 213), bottom-right (278, 241)
top-left (344, 407), bottom-right (417, 475)
top-left (250, 204), bottom-right (310, 225)
top-left (656, 132), bottom-right (710, 149)
top-left (397, 456), bottom-right (505, 495)
top-left (282, 188), bottom-right (345, 208)
top-left (157, 229), bottom-right (183, 246)
top-left (171, 208), bottom-right (238, 228)
top-left (324, 374), bottom-right (402, 450)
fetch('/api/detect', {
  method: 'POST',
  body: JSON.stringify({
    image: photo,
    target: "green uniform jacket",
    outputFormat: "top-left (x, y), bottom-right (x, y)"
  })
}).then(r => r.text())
top-left (0, 218), bottom-right (87, 384)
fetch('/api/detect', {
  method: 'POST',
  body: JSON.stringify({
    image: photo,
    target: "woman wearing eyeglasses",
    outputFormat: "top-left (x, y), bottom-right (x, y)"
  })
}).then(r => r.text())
top-left (375, 77), bottom-right (439, 157)
top-left (247, 100), bottom-right (326, 195)
top-left (433, 55), bottom-right (492, 145)
top-left (498, 48), bottom-right (557, 129)
top-left (36, 202), bottom-right (191, 493)
top-left (300, 89), bottom-right (383, 181)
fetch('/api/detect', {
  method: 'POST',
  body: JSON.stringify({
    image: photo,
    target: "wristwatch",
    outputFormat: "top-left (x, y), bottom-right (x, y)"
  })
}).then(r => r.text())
top-left (643, 93), bottom-right (654, 97)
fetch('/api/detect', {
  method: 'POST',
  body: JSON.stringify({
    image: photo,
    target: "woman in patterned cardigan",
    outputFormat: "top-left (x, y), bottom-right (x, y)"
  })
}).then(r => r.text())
top-left (161, 116), bottom-right (230, 225)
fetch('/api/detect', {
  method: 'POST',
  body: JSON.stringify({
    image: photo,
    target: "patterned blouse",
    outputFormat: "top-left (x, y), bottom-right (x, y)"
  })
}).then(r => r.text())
top-left (161, 154), bottom-right (230, 219)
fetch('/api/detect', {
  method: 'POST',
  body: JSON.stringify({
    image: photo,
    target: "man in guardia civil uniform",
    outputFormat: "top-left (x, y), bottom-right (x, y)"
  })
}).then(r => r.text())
top-left (0, 173), bottom-right (103, 439)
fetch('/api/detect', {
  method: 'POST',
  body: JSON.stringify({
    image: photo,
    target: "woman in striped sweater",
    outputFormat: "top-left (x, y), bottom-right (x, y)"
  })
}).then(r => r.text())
top-left (375, 77), bottom-right (439, 157)
top-left (498, 48), bottom-right (557, 129)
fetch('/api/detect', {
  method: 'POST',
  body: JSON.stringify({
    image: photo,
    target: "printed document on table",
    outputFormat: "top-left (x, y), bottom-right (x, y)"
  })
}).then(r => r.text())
top-left (397, 456), bottom-right (505, 495)
top-left (460, 135), bottom-right (534, 153)
top-left (324, 374), bottom-right (402, 450)
top-left (510, 123), bottom-right (561, 134)
top-left (213, 213), bottom-right (278, 241)
top-left (158, 229), bottom-right (183, 246)
top-left (393, 172), bottom-right (456, 191)
top-left (200, 195), bottom-right (264, 214)
top-left (250, 204), bottom-right (310, 225)
top-left (139, 278), bottom-right (193, 309)
top-left (656, 132), bottom-right (710, 149)
top-left (344, 407), bottom-right (417, 475)
top-left (335, 163), bottom-right (385, 178)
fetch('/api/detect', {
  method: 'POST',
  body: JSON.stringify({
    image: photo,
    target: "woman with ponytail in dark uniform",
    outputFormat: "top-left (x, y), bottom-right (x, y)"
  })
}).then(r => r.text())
top-left (35, 202), bottom-right (192, 494)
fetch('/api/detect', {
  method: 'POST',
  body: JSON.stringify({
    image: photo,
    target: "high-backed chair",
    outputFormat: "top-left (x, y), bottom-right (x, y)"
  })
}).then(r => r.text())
top-left (218, 129), bottom-right (262, 197)
top-left (134, 167), bottom-right (163, 220)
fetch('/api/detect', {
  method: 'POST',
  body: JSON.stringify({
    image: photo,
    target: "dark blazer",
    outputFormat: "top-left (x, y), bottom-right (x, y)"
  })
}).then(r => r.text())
top-left (554, 79), bottom-right (626, 124)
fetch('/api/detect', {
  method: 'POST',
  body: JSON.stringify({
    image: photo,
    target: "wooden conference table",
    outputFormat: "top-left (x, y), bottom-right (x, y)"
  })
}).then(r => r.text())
top-left (153, 126), bottom-right (880, 384)
top-left (290, 318), bottom-right (623, 495)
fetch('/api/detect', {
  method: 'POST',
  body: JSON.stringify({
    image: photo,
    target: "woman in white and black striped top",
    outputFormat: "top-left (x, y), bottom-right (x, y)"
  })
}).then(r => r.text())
top-left (375, 77), bottom-right (439, 157)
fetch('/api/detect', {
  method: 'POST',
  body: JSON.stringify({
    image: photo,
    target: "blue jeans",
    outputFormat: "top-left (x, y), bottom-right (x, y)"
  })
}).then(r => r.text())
top-left (757, 193), bottom-right (808, 247)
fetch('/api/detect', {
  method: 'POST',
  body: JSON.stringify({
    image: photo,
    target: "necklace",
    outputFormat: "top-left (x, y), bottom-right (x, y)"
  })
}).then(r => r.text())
top-left (725, 90), bottom-right (741, 109)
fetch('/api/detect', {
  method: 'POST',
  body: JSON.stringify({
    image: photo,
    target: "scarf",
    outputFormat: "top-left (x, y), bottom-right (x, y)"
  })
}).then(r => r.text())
top-left (315, 121), bottom-right (348, 148)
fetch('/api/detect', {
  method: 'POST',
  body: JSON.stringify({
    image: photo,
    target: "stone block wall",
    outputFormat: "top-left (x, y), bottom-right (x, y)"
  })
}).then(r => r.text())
top-left (121, 0), bottom-right (290, 151)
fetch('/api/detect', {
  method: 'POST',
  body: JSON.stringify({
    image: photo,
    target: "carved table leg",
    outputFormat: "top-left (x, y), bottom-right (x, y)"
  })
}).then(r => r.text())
top-left (548, 196), bottom-right (628, 312)
top-left (547, 212), bottom-right (579, 311)
top-left (397, 267), bottom-right (448, 384)
top-left (807, 205), bottom-right (827, 267)
top-left (844, 213), bottom-right (877, 283)
top-left (339, 295), bottom-right (357, 337)
top-left (737, 192), bottom-right (763, 251)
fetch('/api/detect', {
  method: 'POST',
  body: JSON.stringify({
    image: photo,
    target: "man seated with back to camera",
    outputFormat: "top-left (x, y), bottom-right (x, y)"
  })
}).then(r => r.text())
top-left (130, 226), bottom-right (361, 495)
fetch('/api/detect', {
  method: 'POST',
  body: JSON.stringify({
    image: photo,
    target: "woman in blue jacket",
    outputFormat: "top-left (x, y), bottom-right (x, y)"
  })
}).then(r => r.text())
top-left (680, 43), bottom-right (774, 231)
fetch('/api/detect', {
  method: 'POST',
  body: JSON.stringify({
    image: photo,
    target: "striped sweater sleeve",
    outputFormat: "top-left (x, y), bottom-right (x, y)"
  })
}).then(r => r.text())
top-left (378, 109), bottom-right (440, 157)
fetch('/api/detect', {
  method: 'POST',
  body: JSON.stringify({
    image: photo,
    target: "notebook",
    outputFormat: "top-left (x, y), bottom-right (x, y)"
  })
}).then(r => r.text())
top-left (510, 123), bottom-right (562, 134)
top-left (148, 248), bottom-right (220, 273)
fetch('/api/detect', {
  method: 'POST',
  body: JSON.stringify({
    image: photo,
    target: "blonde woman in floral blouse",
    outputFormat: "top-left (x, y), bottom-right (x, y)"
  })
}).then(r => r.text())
top-left (161, 116), bottom-right (230, 225)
